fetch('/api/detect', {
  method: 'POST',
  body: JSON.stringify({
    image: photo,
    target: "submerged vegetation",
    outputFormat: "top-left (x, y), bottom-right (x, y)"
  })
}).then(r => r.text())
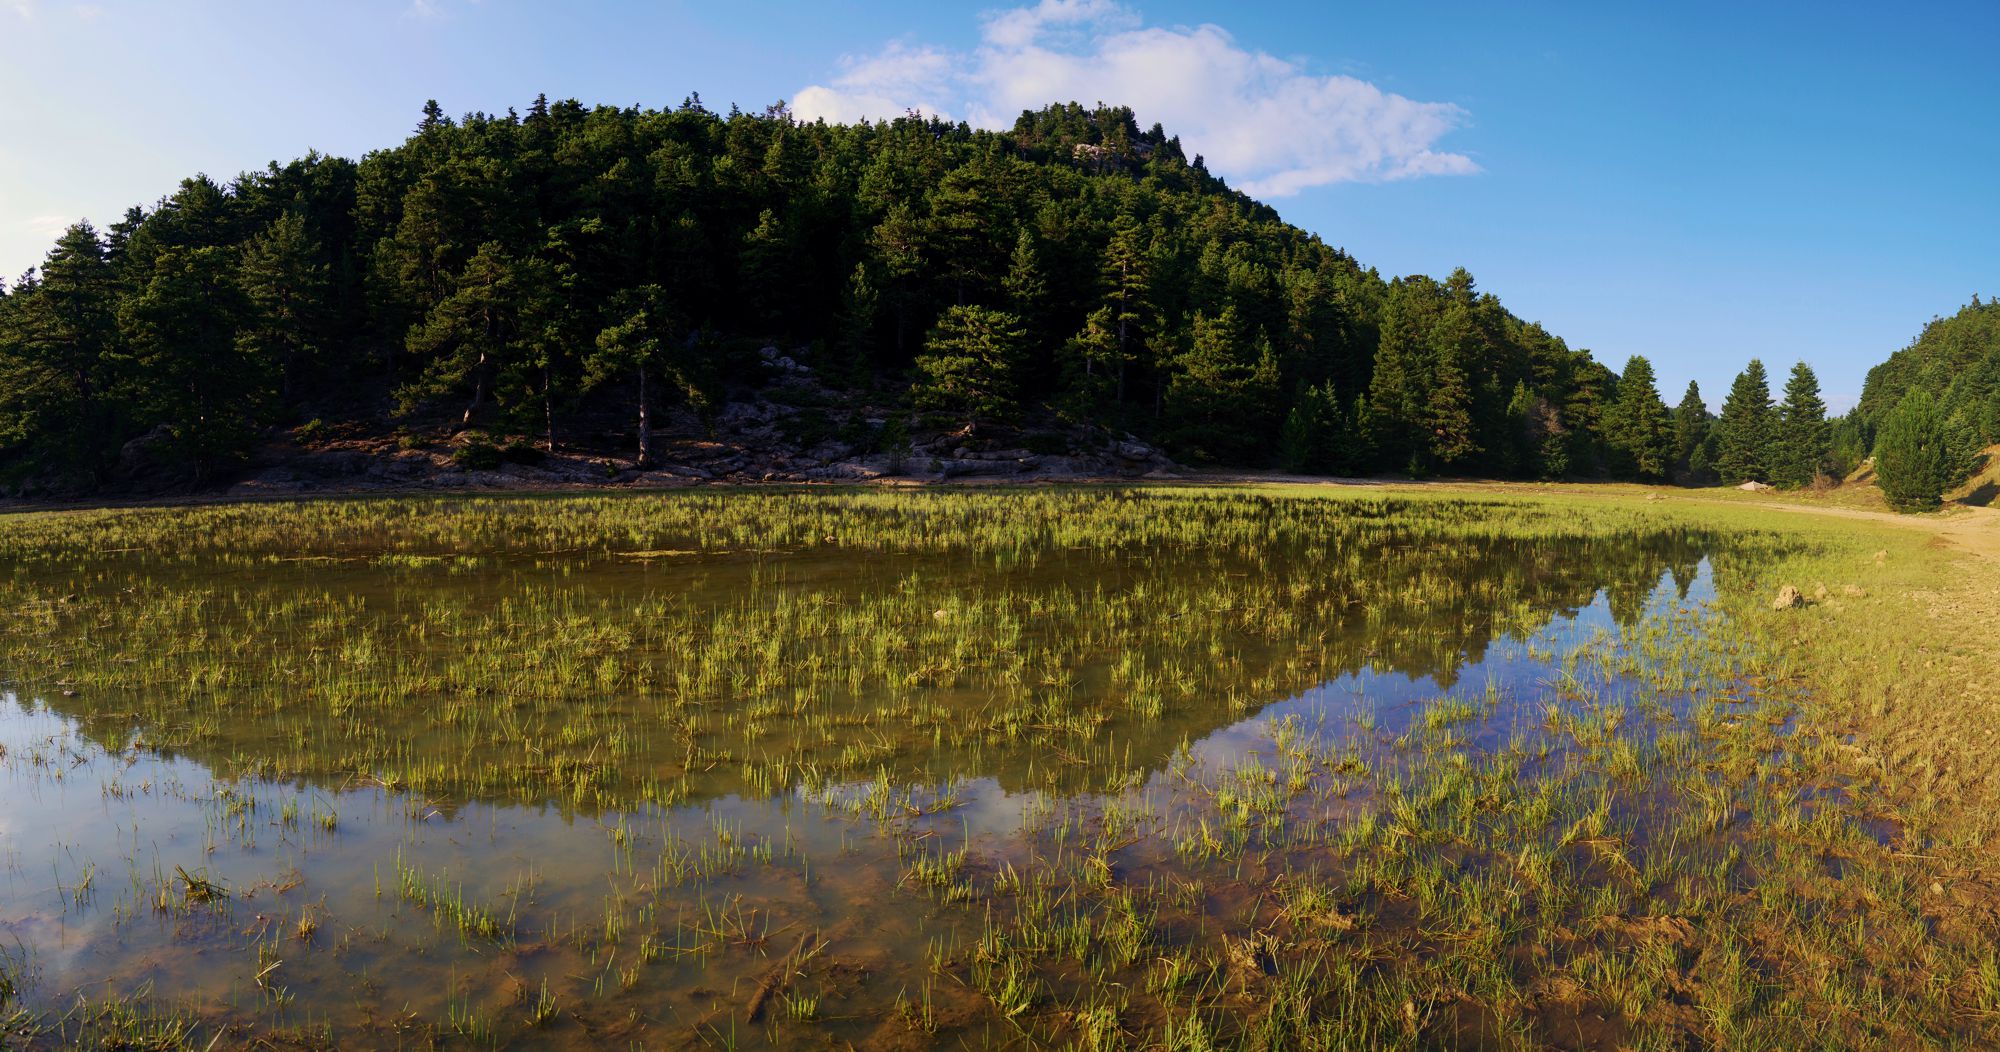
top-left (0, 486), bottom-right (1994, 1049)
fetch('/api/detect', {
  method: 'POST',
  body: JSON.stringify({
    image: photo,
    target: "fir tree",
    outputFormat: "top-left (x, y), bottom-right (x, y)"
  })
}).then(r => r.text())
top-left (1098, 216), bottom-right (1150, 404)
top-left (1364, 285), bottom-right (1423, 471)
top-left (1714, 360), bottom-right (1777, 484)
top-left (1606, 355), bottom-right (1671, 480)
top-left (1670, 381), bottom-right (1711, 482)
top-left (1773, 361), bottom-right (1830, 488)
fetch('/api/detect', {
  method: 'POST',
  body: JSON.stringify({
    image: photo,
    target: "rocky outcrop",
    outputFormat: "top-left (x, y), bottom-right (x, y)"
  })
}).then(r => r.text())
top-left (219, 392), bottom-right (1180, 498)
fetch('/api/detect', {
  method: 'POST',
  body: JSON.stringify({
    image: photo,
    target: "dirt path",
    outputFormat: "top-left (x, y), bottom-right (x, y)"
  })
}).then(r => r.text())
top-left (1715, 497), bottom-right (2000, 560)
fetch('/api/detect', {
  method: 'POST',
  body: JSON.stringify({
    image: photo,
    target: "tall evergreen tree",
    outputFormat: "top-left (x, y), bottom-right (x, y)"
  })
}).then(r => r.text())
top-left (1421, 302), bottom-right (1480, 470)
top-left (0, 223), bottom-right (126, 480)
top-left (399, 242), bottom-right (555, 429)
top-left (1059, 306), bottom-right (1119, 412)
top-left (1606, 355), bottom-right (1671, 480)
top-left (1098, 216), bottom-right (1150, 404)
top-left (586, 285), bottom-right (701, 468)
top-left (1364, 284), bottom-right (1424, 472)
top-left (1773, 361), bottom-right (1830, 488)
top-left (1670, 381), bottom-right (1711, 482)
top-left (119, 246), bottom-right (264, 479)
top-left (238, 211), bottom-right (332, 401)
top-left (1714, 359), bottom-right (1777, 484)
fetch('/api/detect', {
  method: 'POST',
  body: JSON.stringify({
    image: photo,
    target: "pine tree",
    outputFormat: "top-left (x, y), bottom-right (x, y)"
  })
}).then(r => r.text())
top-left (0, 222), bottom-right (126, 479)
top-left (1714, 360), bottom-right (1777, 484)
top-left (400, 242), bottom-right (554, 429)
top-left (1058, 306), bottom-right (1119, 413)
top-left (1099, 216), bottom-right (1150, 404)
top-left (1003, 230), bottom-right (1048, 330)
top-left (1670, 381), bottom-right (1711, 482)
top-left (1874, 388), bottom-right (1955, 511)
top-left (119, 246), bottom-right (264, 479)
top-left (586, 285), bottom-right (699, 468)
top-left (237, 212), bottom-right (332, 402)
top-left (1773, 361), bottom-right (1830, 488)
top-left (738, 207), bottom-right (801, 335)
top-left (911, 306), bottom-right (1027, 423)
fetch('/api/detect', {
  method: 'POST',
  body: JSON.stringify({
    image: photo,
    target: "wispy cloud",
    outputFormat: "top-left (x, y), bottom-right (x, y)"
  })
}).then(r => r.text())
top-left (25, 215), bottom-right (72, 238)
top-left (793, 0), bottom-right (1478, 197)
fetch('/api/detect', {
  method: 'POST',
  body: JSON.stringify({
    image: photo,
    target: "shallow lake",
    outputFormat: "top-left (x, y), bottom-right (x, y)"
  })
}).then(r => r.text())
top-left (0, 491), bottom-right (1829, 1048)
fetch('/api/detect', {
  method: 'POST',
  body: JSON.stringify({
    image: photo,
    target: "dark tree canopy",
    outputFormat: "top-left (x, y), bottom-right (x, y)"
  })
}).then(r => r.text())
top-left (1856, 298), bottom-right (2000, 450)
top-left (0, 96), bottom-right (1957, 494)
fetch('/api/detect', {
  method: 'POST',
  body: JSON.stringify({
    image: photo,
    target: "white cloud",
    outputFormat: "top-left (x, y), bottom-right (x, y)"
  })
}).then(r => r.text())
top-left (6, 0), bottom-right (36, 19)
top-left (793, 2), bottom-right (1477, 196)
top-left (793, 40), bottom-right (958, 125)
top-left (25, 215), bottom-right (72, 240)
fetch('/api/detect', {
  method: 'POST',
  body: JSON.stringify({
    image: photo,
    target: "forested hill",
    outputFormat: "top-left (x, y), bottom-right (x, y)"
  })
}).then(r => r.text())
top-left (1851, 298), bottom-right (2000, 452)
top-left (1, 97), bottom-right (1711, 493)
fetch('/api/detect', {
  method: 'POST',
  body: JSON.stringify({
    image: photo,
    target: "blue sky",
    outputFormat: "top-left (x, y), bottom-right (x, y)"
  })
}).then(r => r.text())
top-left (3, 1), bottom-right (1995, 411)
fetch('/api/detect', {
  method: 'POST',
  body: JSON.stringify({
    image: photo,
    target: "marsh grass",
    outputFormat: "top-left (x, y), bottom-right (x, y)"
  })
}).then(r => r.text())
top-left (0, 487), bottom-right (1990, 1049)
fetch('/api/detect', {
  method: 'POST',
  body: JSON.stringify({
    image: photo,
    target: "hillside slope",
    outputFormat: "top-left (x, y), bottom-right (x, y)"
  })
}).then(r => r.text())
top-left (0, 98), bottom-right (1631, 495)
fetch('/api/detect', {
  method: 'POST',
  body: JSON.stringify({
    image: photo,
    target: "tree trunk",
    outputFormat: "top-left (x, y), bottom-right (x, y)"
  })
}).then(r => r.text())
top-left (636, 366), bottom-right (653, 468)
top-left (543, 361), bottom-right (556, 453)
top-left (461, 351), bottom-right (489, 430)
top-left (1115, 314), bottom-right (1128, 403)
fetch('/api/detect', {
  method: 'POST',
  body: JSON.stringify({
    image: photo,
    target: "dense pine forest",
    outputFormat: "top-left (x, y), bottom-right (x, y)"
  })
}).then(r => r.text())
top-left (0, 97), bottom-right (1903, 494)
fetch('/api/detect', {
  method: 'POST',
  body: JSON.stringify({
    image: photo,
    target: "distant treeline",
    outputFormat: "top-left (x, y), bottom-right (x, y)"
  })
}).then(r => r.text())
top-left (0, 96), bottom-right (1908, 492)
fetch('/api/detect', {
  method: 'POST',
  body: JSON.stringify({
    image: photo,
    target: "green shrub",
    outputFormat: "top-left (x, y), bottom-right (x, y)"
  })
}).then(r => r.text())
top-left (451, 435), bottom-right (501, 470)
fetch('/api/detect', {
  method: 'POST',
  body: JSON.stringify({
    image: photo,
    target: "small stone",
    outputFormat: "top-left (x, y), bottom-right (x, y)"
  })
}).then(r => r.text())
top-left (1771, 585), bottom-right (1806, 610)
top-left (1931, 882), bottom-right (1945, 896)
